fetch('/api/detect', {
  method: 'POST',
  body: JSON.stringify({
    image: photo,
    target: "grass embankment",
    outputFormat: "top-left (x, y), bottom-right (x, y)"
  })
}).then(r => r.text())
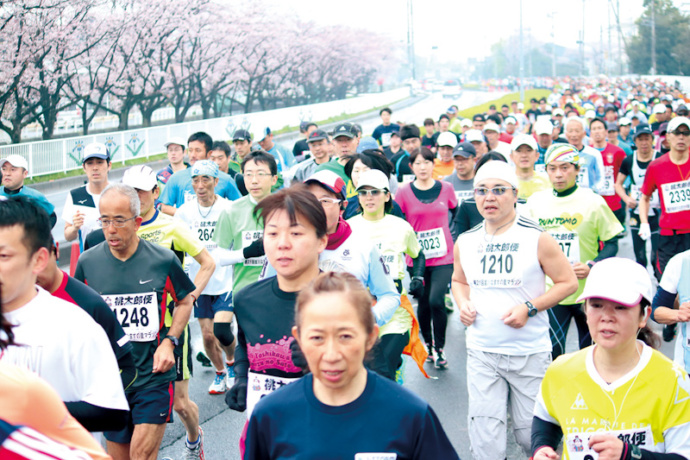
top-left (457, 89), bottom-right (551, 119)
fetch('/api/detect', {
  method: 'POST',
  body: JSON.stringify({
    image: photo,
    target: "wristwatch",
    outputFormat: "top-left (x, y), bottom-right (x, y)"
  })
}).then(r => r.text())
top-left (525, 300), bottom-right (538, 318)
top-left (164, 335), bottom-right (179, 347)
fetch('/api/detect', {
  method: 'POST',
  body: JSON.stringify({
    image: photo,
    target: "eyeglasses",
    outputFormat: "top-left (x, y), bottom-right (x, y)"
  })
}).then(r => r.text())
top-left (474, 186), bottom-right (515, 196)
top-left (318, 197), bottom-right (342, 207)
top-left (243, 172), bottom-right (273, 179)
top-left (98, 216), bottom-right (136, 228)
top-left (671, 129), bottom-right (690, 137)
top-left (357, 189), bottom-right (385, 197)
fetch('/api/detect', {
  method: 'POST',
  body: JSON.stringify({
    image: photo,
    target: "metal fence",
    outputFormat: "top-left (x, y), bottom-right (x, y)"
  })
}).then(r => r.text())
top-left (1, 88), bottom-right (410, 179)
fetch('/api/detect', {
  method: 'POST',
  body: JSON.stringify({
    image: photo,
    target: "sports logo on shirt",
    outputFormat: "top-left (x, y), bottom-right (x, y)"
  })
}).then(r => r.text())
top-left (571, 393), bottom-right (588, 410)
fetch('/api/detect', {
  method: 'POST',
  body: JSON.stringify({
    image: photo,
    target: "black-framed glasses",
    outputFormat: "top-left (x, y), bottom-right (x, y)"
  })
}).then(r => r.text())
top-left (357, 189), bottom-right (385, 197)
top-left (474, 186), bottom-right (515, 196)
top-left (98, 216), bottom-right (136, 228)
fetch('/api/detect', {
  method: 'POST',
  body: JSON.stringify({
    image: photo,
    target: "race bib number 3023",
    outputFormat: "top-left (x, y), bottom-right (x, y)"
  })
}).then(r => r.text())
top-left (417, 228), bottom-right (447, 259)
top-left (102, 292), bottom-right (160, 342)
top-left (661, 180), bottom-right (690, 213)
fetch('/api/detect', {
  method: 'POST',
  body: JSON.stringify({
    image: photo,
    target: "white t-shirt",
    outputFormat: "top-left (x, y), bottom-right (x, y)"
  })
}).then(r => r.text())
top-left (62, 185), bottom-right (102, 240)
top-left (457, 215), bottom-right (551, 355)
top-left (175, 195), bottom-right (234, 295)
top-left (1, 287), bottom-right (128, 411)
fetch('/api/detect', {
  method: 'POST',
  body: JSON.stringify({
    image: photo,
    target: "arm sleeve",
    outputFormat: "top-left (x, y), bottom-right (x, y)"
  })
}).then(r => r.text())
top-left (594, 236), bottom-right (619, 262)
top-left (367, 245), bottom-right (401, 326)
top-left (531, 416), bottom-right (563, 455)
top-left (652, 287), bottom-right (677, 321)
top-left (212, 247), bottom-right (245, 267)
top-left (234, 320), bottom-right (249, 381)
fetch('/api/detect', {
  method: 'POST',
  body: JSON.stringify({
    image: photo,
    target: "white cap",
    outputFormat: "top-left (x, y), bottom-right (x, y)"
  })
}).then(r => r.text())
top-left (552, 108), bottom-right (565, 117)
top-left (510, 134), bottom-right (537, 151)
top-left (460, 118), bottom-right (472, 128)
top-left (585, 109), bottom-right (596, 119)
top-left (619, 116), bottom-right (632, 126)
top-left (122, 165), bottom-right (157, 191)
top-left (465, 129), bottom-right (484, 143)
top-left (83, 142), bottom-right (110, 162)
top-left (165, 137), bottom-right (187, 148)
top-left (653, 103), bottom-right (666, 114)
top-left (483, 122), bottom-right (500, 133)
top-left (667, 116), bottom-right (690, 133)
top-left (505, 116), bottom-right (517, 125)
top-left (631, 100), bottom-right (640, 106)
top-left (0, 154), bottom-right (28, 170)
top-left (473, 160), bottom-right (518, 189)
top-left (517, 102), bottom-right (524, 109)
top-left (356, 169), bottom-right (390, 191)
top-left (437, 132), bottom-right (457, 148)
top-left (577, 257), bottom-right (654, 307)
top-left (493, 142), bottom-right (512, 160)
top-left (534, 120), bottom-right (554, 136)
top-left (253, 126), bottom-right (271, 142)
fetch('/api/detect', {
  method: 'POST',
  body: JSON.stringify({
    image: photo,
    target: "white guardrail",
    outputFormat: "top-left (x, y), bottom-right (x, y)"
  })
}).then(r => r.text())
top-left (0, 87), bottom-right (410, 179)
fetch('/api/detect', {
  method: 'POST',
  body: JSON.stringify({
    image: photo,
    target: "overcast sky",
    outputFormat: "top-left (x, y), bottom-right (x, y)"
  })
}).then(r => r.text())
top-left (267, 0), bottom-right (680, 63)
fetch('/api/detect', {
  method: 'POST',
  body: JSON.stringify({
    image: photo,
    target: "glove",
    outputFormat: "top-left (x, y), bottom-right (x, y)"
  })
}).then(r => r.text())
top-left (290, 339), bottom-right (308, 370)
top-left (225, 379), bottom-right (247, 412)
top-left (638, 223), bottom-right (651, 241)
top-left (243, 237), bottom-right (265, 259)
top-left (409, 277), bottom-right (424, 298)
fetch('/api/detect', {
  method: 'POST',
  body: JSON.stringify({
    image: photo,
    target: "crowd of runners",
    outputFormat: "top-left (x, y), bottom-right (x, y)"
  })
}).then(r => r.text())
top-left (1, 76), bottom-right (690, 460)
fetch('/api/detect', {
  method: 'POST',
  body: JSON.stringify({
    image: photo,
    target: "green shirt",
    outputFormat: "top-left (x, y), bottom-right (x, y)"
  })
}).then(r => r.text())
top-left (214, 195), bottom-right (265, 293)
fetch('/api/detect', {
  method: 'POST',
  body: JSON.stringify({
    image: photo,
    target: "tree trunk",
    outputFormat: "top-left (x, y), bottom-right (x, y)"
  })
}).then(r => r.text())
top-left (119, 105), bottom-right (130, 131)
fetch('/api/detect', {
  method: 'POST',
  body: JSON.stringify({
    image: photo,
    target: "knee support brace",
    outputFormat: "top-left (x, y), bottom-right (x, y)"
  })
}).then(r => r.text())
top-left (213, 322), bottom-right (234, 347)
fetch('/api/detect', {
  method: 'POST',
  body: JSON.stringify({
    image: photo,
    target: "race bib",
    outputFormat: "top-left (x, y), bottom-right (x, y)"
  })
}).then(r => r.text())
top-left (455, 190), bottom-right (474, 203)
top-left (417, 228), bottom-right (447, 259)
top-left (102, 292), bottom-right (159, 342)
top-left (630, 185), bottom-right (658, 215)
top-left (381, 132), bottom-right (392, 147)
top-left (600, 166), bottom-right (615, 196)
top-left (550, 231), bottom-right (581, 263)
top-left (183, 190), bottom-right (196, 204)
top-left (242, 230), bottom-right (266, 266)
top-left (193, 220), bottom-right (218, 251)
top-left (577, 166), bottom-right (590, 188)
top-left (661, 180), bottom-right (690, 213)
top-left (401, 174), bottom-right (415, 185)
top-left (246, 372), bottom-right (298, 419)
top-left (565, 427), bottom-right (654, 460)
top-left (473, 242), bottom-right (524, 288)
top-left (535, 164), bottom-right (546, 174)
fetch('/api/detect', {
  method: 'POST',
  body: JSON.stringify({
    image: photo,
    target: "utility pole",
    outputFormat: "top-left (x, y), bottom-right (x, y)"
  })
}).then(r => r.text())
top-left (607, 1), bottom-right (612, 75)
top-left (407, 0), bottom-right (416, 80)
top-left (519, 0), bottom-right (524, 101)
top-left (549, 10), bottom-right (556, 77)
top-left (651, 0), bottom-right (657, 75)
top-left (581, 0), bottom-right (586, 76)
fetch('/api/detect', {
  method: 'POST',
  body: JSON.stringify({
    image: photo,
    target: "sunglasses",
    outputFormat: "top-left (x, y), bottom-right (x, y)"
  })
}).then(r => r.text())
top-left (357, 189), bottom-right (386, 197)
top-left (671, 129), bottom-right (690, 136)
top-left (474, 186), bottom-right (515, 196)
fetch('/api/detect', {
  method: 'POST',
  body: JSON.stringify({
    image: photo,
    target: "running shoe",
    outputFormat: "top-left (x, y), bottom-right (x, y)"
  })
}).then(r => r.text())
top-left (425, 343), bottom-right (434, 363)
top-left (225, 361), bottom-right (235, 387)
top-left (208, 372), bottom-right (227, 395)
top-left (444, 293), bottom-right (454, 313)
top-left (663, 324), bottom-right (677, 343)
top-left (184, 427), bottom-right (204, 460)
top-left (434, 348), bottom-right (448, 369)
top-left (195, 351), bottom-right (212, 368)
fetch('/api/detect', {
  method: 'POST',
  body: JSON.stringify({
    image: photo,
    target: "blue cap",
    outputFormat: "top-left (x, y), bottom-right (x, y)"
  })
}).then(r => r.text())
top-left (356, 136), bottom-right (380, 153)
top-left (191, 160), bottom-right (219, 178)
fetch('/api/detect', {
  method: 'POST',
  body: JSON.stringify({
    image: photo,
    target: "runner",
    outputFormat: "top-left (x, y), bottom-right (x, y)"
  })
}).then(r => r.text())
top-left (372, 107), bottom-right (400, 148)
top-left (158, 132), bottom-right (240, 216)
top-left (526, 144), bottom-right (623, 359)
top-left (532, 258), bottom-right (690, 460)
top-left (229, 129), bottom-right (253, 174)
top-left (156, 137), bottom-right (190, 187)
top-left (36, 238), bottom-right (137, 392)
top-left (291, 129), bottom-right (331, 183)
top-left (74, 184), bottom-right (196, 460)
top-left (174, 160), bottom-right (236, 395)
top-left (432, 132), bottom-right (458, 180)
top-left (0, 197), bottom-right (129, 433)
top-left (396, 147), bottom-right (457, 368)
top-left (443, 141), bottom-right (477, 205)
top-left (224, 186), bottom-right (328, 456)
top-left (452, 160), bottom-right (577, 460)
top-left (589, 117), bottom-right (627, 225)
top-left (292, 122), bottom-right (317, 162)
top-left (652, 248), bottom-right (690, 374)
top-left (63, 142), bottom-right (111, 249)
top-left (348, 169), bottom-right (428, 382)
top-left (638, 116), bottom-right (690, 280)
top-left (563, 117), bottom-right (604, 191)
top-left (510, 134), bottom-right (550, 199)
top-left (342, 151), bottom-right (402, 220)
top-left (121, 165), bottom-right (214, 459)
top-left (0, 155), bottom-right (56, 226)
top-left (391, 124), bottom-right (419, 183)
top-left (244, 272), bottom-right (459, 460)
top-left (615, 125), bottom-right (661, 271)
